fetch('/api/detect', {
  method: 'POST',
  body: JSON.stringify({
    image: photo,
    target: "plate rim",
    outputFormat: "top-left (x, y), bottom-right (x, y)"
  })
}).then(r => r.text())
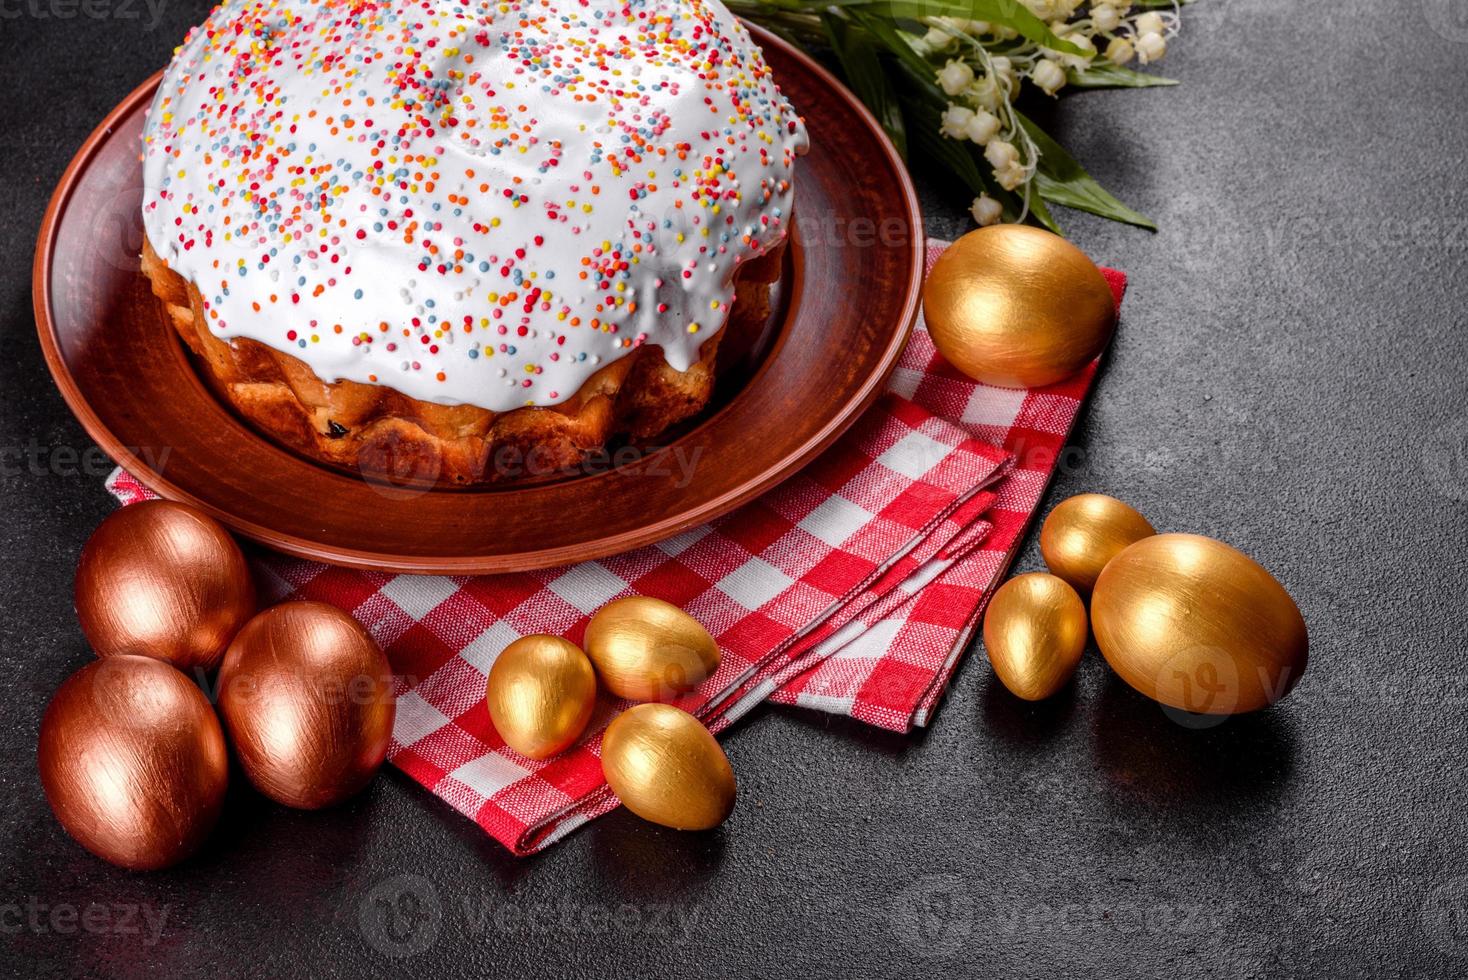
top-left (32, 25), bottom-right (925, 574)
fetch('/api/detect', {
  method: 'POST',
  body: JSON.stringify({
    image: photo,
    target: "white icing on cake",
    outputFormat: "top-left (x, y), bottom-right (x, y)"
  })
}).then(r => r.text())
top-left (142, 0), bottom-right (807, 412)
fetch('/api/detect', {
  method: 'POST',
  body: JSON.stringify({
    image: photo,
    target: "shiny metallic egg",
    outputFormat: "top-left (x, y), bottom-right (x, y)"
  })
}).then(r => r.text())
top-left (923, 225), bottom-right (1116, 389)
top-left (584, 597), bottom-right (720, 702)
top-left (75, 500), bottom-right (255, 671)
top-left (1092, 534), bottom-right (1308, 715)
top-left (983, 572), bottom-right (1088, 701)
top-left (39, 655), bottom-right (228, 870)
top-left (217, 601), bottom-right (395, 808)
top-left (601, 703), bottom-right (735, 831)
top-left (486, 635), bottom-right (597, 760)
top-left (1040, 493), bottom-right (1156, 594)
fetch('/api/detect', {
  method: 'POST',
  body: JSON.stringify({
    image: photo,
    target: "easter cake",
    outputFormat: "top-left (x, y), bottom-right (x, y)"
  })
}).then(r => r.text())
top-left (140, 0), bottom-right (807, 484)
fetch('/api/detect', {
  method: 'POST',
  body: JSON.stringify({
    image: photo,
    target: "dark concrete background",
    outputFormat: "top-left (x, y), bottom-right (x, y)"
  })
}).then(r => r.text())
top-left (3, 0), bottom-right (1467, 976)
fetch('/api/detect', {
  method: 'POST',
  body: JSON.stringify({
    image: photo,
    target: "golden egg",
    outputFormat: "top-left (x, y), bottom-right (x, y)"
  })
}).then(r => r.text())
top-left (601, 703), bottom-right (735, 831)
top-left (922, 225), bottom-right (1116, 388)
top-left (982, 572), bottom-right (1088, 701)
top-left (1091, 534), bottom-right (1308, 715)
top-left (486, 635), bottom-right (597, 760)
top-left (583, 597), bottom-right (720, 702)
top-left (75, 500), bottom-right (256, 671)
top-left (1040, 493), bottom-right (1157, 594)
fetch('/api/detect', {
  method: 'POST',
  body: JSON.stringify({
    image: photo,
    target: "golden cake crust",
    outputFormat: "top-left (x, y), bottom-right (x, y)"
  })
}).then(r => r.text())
top-left (141, 236), bottom-right (781, 485)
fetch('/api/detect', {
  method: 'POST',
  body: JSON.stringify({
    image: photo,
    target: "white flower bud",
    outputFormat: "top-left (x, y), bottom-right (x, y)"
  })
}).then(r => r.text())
top-left (985, 139), bottom-right (1020, 170)
top-left (1105, 37), bottom-right (1135, 64)
top-left (964, 110), bottom-right (1001, 145)
top-left (940, 104), bottom-right (975, 140)
top-left (1091, 3), bottom-right (1121, 33)
top-left (989, 56), bottom-right (1016, 91)
top-left (964, 74), bottom-right (1002, 110)
top-left (1135, 30), bottom-right (1166, 64)
top-left (1134, 11), bottom-right (1165, 36)
top-left (1060, 33), bottom-right (1096, 68)
top-left (922, 27), bottom-right (956, 51)
top-left (1032, 59), bottom-right (1068, 96)
top-left (971, 194), bottom-right (1004, 227)
top-left (994, 161), bottom-right (1029, 191)
top-left (967, 20), bottom-right (991, 34)
top-left (937, 60), bottom-right (975, 96)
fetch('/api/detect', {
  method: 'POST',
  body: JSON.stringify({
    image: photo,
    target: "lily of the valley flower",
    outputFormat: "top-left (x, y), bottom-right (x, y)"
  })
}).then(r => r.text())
top-left (971, 194), bottom-right (1004, 226)
top-left (941, 104), bottom-right (1002, 145)
top-left (989, 56), bottom-right (1016, 93)
top-left (984, 139), bottom-right (1029, 191)
top-left (965, 73), bottom-right (1003, 111)
top-left (940, 105), bottom-right (975, 140)
top-left (1136, 31), bottom-right (1166, 64)
top-left (1105, 36), bottom-right (1135, 64)
top-left (1134, 11), bottom-right (1165, 36)
top-left (1058, 32), bottom-right (1096, 68)
top-left (1090, 3), bottom-right (1122, 33)
top-left (937, 59), bottom-right (974, 96)
top-left (1032, 59), bottom-right (1068, 96)
top-left (913, 0), bottom-right (1177, 225)
top-left (964, 109), bottom-right (1001, 145)
top-left (922, 26), bottom-right (956, 51)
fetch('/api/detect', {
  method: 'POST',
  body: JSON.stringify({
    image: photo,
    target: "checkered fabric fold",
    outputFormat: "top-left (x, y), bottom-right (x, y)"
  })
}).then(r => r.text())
top-left (106, 241), bottom-right (1126, 854)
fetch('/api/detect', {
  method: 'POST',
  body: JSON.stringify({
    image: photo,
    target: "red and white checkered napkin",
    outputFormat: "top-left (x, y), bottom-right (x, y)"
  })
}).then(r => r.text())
top-left (107, 242), bottom-right (1126, 854)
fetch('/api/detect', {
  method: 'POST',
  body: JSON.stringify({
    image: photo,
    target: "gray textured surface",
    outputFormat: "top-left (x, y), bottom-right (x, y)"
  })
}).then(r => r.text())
top-left (3, 1), bottom-right (1468, 976)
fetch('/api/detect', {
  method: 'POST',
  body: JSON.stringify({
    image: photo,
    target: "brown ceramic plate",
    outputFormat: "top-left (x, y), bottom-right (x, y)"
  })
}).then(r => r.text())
top-left (34, 26), bottom-right (923, 574)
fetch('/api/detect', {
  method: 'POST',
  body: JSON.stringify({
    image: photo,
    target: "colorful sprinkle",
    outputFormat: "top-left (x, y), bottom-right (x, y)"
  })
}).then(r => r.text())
top-left (142, 0), bottom-right (807, 411)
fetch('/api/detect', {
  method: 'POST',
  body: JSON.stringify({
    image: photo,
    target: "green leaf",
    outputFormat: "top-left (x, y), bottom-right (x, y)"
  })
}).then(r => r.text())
top-left (821, 12), bottom-right (908, 156)
top-left (852, 0), bottom-right (1084, 55)
top-left (1024, 179), bottom-right (1062, 234)
top-left (1016, 111), bottom-right (1157, 230)
top-left (846, 9), bottom-right (936, 78)
top-left (1066, 63), bottom-right (1178, 89)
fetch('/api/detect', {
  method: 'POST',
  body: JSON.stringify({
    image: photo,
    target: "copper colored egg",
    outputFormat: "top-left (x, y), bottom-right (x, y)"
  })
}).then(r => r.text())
top-left (584, 597), bottom-right (721, 702)
top-left (75, 500), bottom-right (255, 671)
top-left (922, 225), bottom-right (1116, 388)
top-left (217, 601), bottom-right (395, 809)
top-left (982, 573), bottom-right (1089, 701)
top-left (1040, 493), bottom-right (1157, 594)
top-left (1092, 534), bottom-right (1309, 715)
top-left (486, 635), bottom-right (597, 760)
top-left (601, 703), bottom-right (735, 831)
top-left (38, 655), bottom-right (228, 870)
